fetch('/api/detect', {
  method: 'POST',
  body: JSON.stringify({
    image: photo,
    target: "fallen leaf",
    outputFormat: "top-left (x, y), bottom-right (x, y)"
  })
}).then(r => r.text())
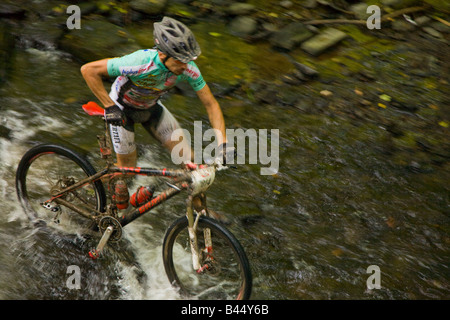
top-left (438, 121), bottom-right (448, 128)
top-left (117, 30), bottom-right (127, 37)
top-left (320, 90), bottom-right (333, 97)
top-left (208, 32), bottom-right (222, 37)
top-left (177, 10), bottom-right (192, 17)
top-left (378, 103), bottom-right (387, 109)
top-left (354, 89), bottom-right (364, 96)
top-left (332, 248), bottom-right (343, 257)
top-left (273, 190), bottom-right (281, 195)
top-left (64, 97), bottom-right (77, 104)
top-left (425, 81), bottom-right (437, 89)
top-left (379, 94), bottom-right (391, 102)
top-left (386, 216), bottom-right (396, 228)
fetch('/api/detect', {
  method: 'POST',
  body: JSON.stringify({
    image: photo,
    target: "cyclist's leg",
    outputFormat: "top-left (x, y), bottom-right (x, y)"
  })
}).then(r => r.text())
top-left (143, 101), bottom-right (193, 163)
top-left (109, 123), bottom-right (137, 167)
top-left (108, 122), bottom-right (136, 208)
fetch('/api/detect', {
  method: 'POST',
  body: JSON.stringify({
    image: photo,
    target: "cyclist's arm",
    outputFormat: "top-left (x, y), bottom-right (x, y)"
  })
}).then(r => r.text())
top-left (80, 59), bottom-right (115, 108)
top-left (196, 84), bottom-right (227, 145)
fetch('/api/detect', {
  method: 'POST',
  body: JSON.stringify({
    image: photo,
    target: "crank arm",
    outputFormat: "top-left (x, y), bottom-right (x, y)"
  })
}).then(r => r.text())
top-left (89, 225), bottom-right (114, 259)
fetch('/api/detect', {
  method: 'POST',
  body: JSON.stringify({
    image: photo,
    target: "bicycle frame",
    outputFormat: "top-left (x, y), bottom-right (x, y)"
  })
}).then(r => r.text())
top-left (44, 102), bottom-right (224, 270)
top-left (49, 165), bottom-right (190, 227)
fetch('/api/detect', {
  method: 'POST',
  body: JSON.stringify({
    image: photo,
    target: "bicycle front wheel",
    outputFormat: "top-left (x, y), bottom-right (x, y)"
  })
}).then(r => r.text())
top-left (163, 215), bottom-right (252, 300)
top-left (15, 144), bottom-right (106, 232)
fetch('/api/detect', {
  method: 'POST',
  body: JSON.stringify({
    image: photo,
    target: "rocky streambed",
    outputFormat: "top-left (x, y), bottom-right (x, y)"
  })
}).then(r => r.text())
top-left (1, 0), bottom-right (449, 173)
top-left (0, 0), bottom-right (449, 300)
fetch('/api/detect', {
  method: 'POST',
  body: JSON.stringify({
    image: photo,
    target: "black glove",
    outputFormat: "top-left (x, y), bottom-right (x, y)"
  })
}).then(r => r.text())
top-left (104, 105), bottom-right (125, 126)
top-left (219, 143), bottom-right (236, 165)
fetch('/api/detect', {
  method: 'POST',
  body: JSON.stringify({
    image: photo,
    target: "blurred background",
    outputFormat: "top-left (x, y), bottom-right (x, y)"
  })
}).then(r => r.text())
top-left (0, 0), bottom-right (449, 299)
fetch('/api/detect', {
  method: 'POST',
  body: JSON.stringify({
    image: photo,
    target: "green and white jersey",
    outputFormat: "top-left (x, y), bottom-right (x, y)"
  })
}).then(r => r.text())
top-left (107, 49), bottom-right (206, 109)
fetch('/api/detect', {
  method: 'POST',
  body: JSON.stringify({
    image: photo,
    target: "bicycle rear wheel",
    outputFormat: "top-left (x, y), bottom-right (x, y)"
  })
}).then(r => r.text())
top-left (16, 144), bottom-right (106, 232)
top-left (163, 215), bottom-right (252, 300)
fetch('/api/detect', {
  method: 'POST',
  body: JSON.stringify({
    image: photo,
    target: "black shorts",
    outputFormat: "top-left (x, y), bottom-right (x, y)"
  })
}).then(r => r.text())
top-left (109, 100), bottom-right (189, 155)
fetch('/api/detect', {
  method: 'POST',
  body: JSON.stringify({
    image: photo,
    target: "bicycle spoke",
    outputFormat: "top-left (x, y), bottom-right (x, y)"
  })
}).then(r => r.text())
top-left (164, 217), bottom-right (251, 300)
top-left (17, 146), bottom-right (105, 234)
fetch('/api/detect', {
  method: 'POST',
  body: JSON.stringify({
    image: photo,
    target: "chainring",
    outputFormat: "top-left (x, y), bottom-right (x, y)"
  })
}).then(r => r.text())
top-left (98, 216), bottom-right (123, 242)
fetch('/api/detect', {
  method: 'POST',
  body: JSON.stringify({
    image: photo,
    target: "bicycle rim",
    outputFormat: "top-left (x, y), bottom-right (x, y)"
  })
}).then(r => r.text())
top-left (16, 144), bottom-right (106, 233)
top-left (163, 216), bottom-right (252, 300)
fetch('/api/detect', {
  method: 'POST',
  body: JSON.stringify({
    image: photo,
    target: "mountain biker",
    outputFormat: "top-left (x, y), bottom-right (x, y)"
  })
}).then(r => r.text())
top-left (80, 16), bottom-right (232, 210)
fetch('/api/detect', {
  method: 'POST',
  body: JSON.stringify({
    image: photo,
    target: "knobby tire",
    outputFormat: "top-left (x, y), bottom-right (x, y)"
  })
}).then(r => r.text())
top-left (162, 215), bottom-right (252, 300)
top-left (15, 144), bottom-right (106, 227)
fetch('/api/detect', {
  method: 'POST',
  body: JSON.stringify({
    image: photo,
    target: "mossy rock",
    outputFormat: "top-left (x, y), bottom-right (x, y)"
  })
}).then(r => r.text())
top-left (0, 21), bottom-right (14, 84)
top-left (59, 18), bottom-right (141, 62)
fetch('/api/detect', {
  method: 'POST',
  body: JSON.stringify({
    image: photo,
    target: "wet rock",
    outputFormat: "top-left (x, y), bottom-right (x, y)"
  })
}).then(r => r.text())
top-left (229, 16), bottom-right (258, 37)
top-left (226, 3), bottom-right (256, 16)
top-left (386, 122), bottom-right (404, 137)
top-left (59, 19), bottom-right (141, 62)
top-left (17, 17), bottom-right (66, 50)
top-left (0, 124), bottom-right (11, 139)
top-left (391, 20), bottom-right (416, 32)
top-left (356, 69), bottom-right (376, 81)
top-left (349, 3), bottom-right (371, 20)
top-left (390, 99), bottom-right (419, 112)
top-left (129, 0), bottom-right (168, 15)
top-left (414, 16), bottom-right (431, 26)
top-left (407, 160), bottom-right (422, 173)
top-left (281, 71), bottom-right (305, 85)
top-left (0, 21), bottom-right (14, 85)
top-left (302, 0), bottom-right (318, 9)
top-left (300, 28), bottom-right (347, 56)
top-left (0, 0), bottom-right (26, 19)
top-left (253, 83), bottom-right (280, 105)
top-left (270, 22), bottom-right (313, 51)
top-left (381, 0), bottom-right (422, 9)
top-left (278, 87), bottom-right (303, 106)
top-left (78, 2), bottom-right (98, 16)
top-left (430, 21), bottom-right (450, 34)
top-left (280, 0), bottom-right (294, 9)
top-left (320, 89), bottom-right (333, 97)
top-left (293, 61), bottom-right (319, 79)
top-left (422, 26), bottom-right (444, 39)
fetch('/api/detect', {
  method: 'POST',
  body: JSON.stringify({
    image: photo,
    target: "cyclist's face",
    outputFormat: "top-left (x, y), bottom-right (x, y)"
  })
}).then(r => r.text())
top-left (161, 54), bottom-right (188, 75)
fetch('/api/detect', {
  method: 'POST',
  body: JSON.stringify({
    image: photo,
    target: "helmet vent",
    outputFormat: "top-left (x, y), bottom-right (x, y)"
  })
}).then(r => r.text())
top-left (153, 17), bottom-right (201, 63)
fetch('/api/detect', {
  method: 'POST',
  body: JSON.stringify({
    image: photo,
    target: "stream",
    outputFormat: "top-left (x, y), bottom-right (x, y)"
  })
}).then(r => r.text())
top-left (0, 0), bottom-right (449, 300)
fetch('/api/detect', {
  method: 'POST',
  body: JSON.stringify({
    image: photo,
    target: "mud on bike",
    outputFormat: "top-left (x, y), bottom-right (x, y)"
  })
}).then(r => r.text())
top-left (15, 101), bottom-right (252, 300)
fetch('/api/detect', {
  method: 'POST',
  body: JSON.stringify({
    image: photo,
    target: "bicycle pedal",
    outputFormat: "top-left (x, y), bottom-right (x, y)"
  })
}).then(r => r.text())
top-left (88, 249), bottom-right (100, 260)
top-left (89, 225), bottom-right (115, 260)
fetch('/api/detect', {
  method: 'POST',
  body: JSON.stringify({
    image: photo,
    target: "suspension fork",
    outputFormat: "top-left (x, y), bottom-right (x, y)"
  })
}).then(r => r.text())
top-left (186, 194), bottom-right (213, 273)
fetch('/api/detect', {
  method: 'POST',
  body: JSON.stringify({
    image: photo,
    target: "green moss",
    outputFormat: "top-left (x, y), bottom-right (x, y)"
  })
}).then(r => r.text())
top-left (393, 130), bottom-right (418, 150)
top-left (338, 25), bottom-right (376, 45)
top-left (424, 0), bottom-right (450, 11)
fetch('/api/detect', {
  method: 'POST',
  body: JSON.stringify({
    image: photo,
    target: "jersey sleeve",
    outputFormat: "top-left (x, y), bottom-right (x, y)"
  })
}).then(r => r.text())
top-left (107, 49), bottom-right (154, 77)
top-left (185, 62), bottom-right (206, 91)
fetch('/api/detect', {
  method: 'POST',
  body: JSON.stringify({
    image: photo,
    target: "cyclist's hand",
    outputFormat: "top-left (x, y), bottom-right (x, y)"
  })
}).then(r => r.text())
top-left (104, 105), bottom-right (125, 126)
top-left (219, 143), bottom-right (236, 165)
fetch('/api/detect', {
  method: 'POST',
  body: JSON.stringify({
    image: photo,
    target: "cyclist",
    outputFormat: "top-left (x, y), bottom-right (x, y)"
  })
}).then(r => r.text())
top-left (81, 16), bottom-right (232, 209)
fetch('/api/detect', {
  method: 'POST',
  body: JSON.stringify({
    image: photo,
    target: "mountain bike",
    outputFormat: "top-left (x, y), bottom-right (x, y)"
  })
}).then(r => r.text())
top-left (15, 101), bottom-right (252, 300)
